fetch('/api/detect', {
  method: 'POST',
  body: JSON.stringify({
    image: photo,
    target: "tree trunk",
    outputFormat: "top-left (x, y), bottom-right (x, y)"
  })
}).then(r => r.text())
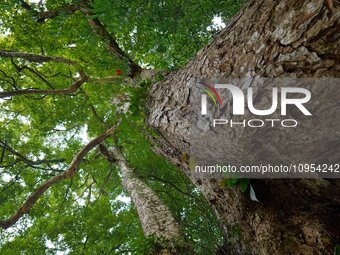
top-left (147, 0), bottom-right (340, 254)
top-left (101, 145), bottom-right (184, 254)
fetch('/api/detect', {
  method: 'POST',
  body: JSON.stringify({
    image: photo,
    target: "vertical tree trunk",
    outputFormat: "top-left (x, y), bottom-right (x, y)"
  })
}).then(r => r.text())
top-left (100, 145), bottom-right (184, 254)
top-left (147, 0), bottom-right (340, 254)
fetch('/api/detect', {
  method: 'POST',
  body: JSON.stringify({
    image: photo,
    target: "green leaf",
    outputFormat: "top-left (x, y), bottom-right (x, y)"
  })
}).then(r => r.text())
top-left (334, 245), bottom-right (340, 255)
top-left (240, 179), bottom-right (249, 192)
top-left (227, 178), bottom-right (239, 187)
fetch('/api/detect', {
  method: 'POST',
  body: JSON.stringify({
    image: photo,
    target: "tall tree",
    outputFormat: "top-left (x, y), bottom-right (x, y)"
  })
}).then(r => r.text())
top-left (148, 0), bottom-right (340, 254)
top-left (0, 1), bottom-right (227, 252)
top-left (0, 0), bottom-right (339, 254)
top-left (99, 144), bottom-right (185, 254)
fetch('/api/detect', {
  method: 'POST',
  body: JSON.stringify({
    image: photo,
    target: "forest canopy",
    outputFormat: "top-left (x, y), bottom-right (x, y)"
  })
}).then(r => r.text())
top-left (0, 0), bottom-right (244, 254)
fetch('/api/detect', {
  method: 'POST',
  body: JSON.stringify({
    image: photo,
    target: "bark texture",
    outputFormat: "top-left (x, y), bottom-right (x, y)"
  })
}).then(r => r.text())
top-left (100, 145), bottom-right (183, 254)
top-left (147, 0), bottom-right (340, 254)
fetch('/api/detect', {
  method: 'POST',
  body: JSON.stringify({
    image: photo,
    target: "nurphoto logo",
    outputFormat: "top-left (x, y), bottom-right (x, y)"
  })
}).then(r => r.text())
top-left (200, 83), bottom-right (312, 128)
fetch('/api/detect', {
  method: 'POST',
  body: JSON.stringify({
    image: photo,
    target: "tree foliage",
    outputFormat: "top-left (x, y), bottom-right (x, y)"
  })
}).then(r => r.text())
top-left (0, 0), bottom-right (244, 254)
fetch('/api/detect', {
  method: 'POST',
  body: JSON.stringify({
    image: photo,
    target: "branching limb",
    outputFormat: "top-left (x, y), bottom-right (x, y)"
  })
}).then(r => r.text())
top-left (0, 50), bottom-right (76, 65)
top-left (58, 178), bottom-right (73, 213)
top-left (18, 0), bottom-right (79, 23)
top-left (36, 4), bottom-right (80, 23)
top-left (0, 140), bottom-right (65, 168)
top-left (98, 143), bottom-right (116, 163)
top-left (18, 0), bottom-right (32, 11)
top-left (80, 88), bottom-right (106, 126)
top-left (0, 125), bottom-right (115, 229)
top-left (0, 69), bottom-right (17, 89)
top-left (17, 1), bottom-right (142, 78)
top-left (10, 59), bottom-right (55, 89)
top-left (0, 72), bottom-right (89, 98)
top-left (77, 1), bottom-right (142, 78)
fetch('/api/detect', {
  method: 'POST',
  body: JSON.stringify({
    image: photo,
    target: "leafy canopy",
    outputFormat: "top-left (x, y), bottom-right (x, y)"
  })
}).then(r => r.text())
top-left (0, 0), bottom-right (244, 254)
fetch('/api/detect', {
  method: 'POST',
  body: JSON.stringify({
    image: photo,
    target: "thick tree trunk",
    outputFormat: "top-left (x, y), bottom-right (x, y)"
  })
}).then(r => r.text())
top-left (101, 146), bottom-right (183, 254)
top-left (147, 0), bottom-right (340, 254)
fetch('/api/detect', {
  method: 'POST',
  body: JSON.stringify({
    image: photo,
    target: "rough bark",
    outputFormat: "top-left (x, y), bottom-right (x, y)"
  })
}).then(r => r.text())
top-left (147, 0), bottom-right (340, 254)
top-left (99, 145), bottom-right (184, 254)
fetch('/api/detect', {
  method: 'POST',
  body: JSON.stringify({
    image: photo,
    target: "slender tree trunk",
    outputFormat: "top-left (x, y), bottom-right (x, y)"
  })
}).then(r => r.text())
top-left (147, 0), bottom-right (340, 254)
top-left (100, 145), bottom-right (184, 254)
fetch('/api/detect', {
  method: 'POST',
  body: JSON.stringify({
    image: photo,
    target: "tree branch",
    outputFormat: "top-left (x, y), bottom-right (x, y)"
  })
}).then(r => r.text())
top-left (0, 73), bottom-right (89, 98)
top-left (0, 69), bottom-right (17, 89)
top-left (17, 1), bottom-right (142, 78)
top-left (78, 1), bottom-right (142, 78)
top-left (0, 50), bottom-right (77, 65)
top-left (18, 0), bottom-right (79, 23)
top-left (98, 143), bottom-right (117, 163)
top-left (0, 125), bottom-right (115, 229)
top-left (18, 0), bottom-right (32, 11)
top-left (0, 140), bottom-right (65, 167)
top-left (10, 59), bottom-right (55, 89)
top-left (80, 88), bottom-right (106, 127)
top-left (36, 4), bottom-right (80, 23)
